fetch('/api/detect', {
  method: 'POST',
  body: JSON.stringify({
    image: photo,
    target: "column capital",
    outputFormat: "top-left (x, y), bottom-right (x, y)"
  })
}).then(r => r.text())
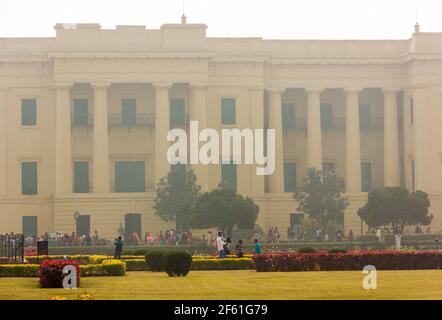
top-left (344, 87), bottom-right (363, 95)
top-left (53, 82), bottom-right (74, 90)
top-left (249, 86), bottom-right (265, 92)
top-left (382, 87), bottom-right (401, 94)
top-left (305, 87), bottom-right (324, 94)
top-left (91, 82), bottom-right (111, 90)
top-left (267, 87), bottom-right (286, 94)
top-left (153, 82), bottom-right (173, 90)
top-left (189, 82), bottom-right (208, 89)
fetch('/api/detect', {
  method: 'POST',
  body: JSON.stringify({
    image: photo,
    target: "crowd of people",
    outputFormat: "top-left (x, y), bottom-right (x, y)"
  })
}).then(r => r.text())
top-left (126, 230), bottom-right (195, 246)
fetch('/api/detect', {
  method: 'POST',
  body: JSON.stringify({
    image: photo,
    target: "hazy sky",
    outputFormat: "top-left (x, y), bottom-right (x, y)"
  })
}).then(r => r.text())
top-left (0, 0), bottom-right (441, 39)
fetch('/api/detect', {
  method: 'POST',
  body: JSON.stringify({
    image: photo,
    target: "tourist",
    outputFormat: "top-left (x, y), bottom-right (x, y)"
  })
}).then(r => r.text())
top-left (415, 225), bottom-right (423, 234)
top-left (336, 230), bottom-right (343, 241)
top-left (216, 231), bottom-right (226, 258)
top-left (348, 229), bottom-right (355, 242)
top-left (224, 237), bottom-right (232, 255)
top-left (114, 236), bottom-right (124, 259)
top-left (254, 238), bottom-right (262, 254)
top-left (315, 228), bottom-right (322, 242)
top-left (235, 240), bottom-right (244, 258)
top-left (425, 226), bottom-right (432, 234)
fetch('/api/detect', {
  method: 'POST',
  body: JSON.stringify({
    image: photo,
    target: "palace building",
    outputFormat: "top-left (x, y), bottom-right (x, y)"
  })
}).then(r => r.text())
top-left (1, 18), bottom-right (442, 239)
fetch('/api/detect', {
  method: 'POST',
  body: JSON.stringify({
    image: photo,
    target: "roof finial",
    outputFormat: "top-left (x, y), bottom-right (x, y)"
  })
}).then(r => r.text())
top-left (414, 10), bottom-right (420, 33)
top-left (181, 1), bottom-right (187, 24)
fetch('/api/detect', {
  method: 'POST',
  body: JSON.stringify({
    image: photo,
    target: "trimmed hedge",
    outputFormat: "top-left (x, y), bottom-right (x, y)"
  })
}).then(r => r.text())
top-left (163, 251), bottom-right (192, 277)
top-left (0, 260), bottom-right (126, 278)
top-left (40, 260), bottom-right (81, 288)
top-left (26, 255), bottom-right (90, 264)
top-left (145, 250), bottom-right (166, 272)
top-left (253, 250), bottom-right (442, 272)
top-left (0, 264), bottom-right (39, 277)
top-left (192, 258), bottom-right (253, 270)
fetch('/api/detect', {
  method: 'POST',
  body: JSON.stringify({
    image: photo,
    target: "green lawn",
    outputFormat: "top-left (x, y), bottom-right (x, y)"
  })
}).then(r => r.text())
top-left (0, 270), bottom-right (441, 300)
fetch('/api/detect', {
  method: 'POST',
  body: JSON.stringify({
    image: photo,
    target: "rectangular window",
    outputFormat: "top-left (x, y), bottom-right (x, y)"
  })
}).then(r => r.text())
top-left (320, 103), bottom-right (333, 130)
top-left (359, 103), bottom-right (370, 129)
top-left (323, 162), bottom-right (335, 174)
top-left (74, 161), bottom-right (90, 193)
top-left (122, 99), bottom-right (137, 126)
top-left (410, 98), bottom-right (414, 124)
top-left (73, 99), bottom-right (89, 126)
top-left (221, 161), bottom-right (237, 192)
top-left (115, 161), bottom-right (146, 193)
top-left (221, 98), bottom-right (236, 125)
top-left (282, 103), bottom-right (296, 129)
top-left (22, 216), bottom-right (38, 237)
top-left (21, 99), bottom-right (37, 126)
top-left (361, 162), bottom-right (372, 192)
top-left (170, 98), bottom-right (186, 128)
top-left (284, 162), bottom-right (297, 192)
top-left (22, 162), bottom-right (38, 195)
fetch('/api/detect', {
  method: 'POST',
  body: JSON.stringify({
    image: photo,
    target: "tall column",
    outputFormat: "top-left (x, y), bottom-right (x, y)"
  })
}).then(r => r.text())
top-left (383, 88), bottom-right (401, 187)
top-left (412, 87), bottom-right (431, 191)
top-left (306, 88), bottom-right (323, 170)
top-left (92, 83), bottom-right (110, 193)
top-left (189, 83), bottom-right (209, 192)
top-left (250, 87), bottom-right (265, 195)
top-left (344, 88), bottom-right (362, 192)
top-left (154, 82), bottom-right (172, 185)
top-left (267, 88), bottom-right (285, 193)
top-left (55, 83), bottom-right (73, 194)
top-left (0, 88), bottom-right (7, 197)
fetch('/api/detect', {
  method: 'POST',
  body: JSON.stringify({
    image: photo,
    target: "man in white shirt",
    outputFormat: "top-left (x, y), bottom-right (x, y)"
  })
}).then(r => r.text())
top-left (216, 231), bottom-right (226, 258)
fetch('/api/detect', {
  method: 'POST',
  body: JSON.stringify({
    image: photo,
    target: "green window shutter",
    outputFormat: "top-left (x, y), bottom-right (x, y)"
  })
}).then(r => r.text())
top-left (282, 103), bottom-right (295, 129)
top-left (359, 103), bottom-right (370, 130)
top-left (22, 216), bottom-right (38, 236)
top-left (115, 161), bottom-right (146, 193)
top-left (21, 99), bottom-right (37, 126)
top-left (170, 99), bottom-right (186, 128)
top-left (22, 162), bottom-right (37, 195)
top-left (73, 99), bottom-right (89, 126)
top-left (122, 99), bottom-right (137, 126)
top-left (283, 162), bottom-right (297, 192)
top-left (221, 162), bottom-right (237, 192)
top-left (221, 98), bottom-right (236, 125)
top-left (361, 162), bottom-right (372, 192)
top-left (74, 161), bottom-right (90, 193)
top-left (323, 162), bottom-right (335, 174)
top-left (320, 104), bottom-right (333, 130)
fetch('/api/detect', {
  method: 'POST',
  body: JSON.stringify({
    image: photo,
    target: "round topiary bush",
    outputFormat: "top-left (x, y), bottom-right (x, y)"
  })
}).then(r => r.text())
top-left (297, 247), bottom-right (317, 253)
top-left (327, 248), bottom-right (348, 254)
top-left (163, 251), bottom-right (192, 277)
top-left (145, 250), bottom-right (166, 272)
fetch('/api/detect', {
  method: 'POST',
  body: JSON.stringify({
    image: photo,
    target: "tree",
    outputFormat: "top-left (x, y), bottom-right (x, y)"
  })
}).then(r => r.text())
top-left (154, 166), bottom-right (201, 231)
top-left (293, 168), bottom-right (349, 234)
top-left (357, 187), bottom-right (433, 235)
top-left (190, 183), bottom-right (259, 236)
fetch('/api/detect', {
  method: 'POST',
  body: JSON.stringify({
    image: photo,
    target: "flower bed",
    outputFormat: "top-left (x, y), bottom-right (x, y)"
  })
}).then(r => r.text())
top-left (40, 260), bottom-right (81, 288)
top-left (192, 258), bottom-right (254, 270)
top-left (253, 250), bottom-right (442, 272)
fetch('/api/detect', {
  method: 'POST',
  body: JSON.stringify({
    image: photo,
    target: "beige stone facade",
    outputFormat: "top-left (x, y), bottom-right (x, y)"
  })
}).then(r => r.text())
top-left (1, 20), bottom-right (442, 239)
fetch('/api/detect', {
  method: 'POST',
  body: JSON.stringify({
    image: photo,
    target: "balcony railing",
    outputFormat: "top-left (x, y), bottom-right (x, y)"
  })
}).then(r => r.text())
top-left (108, 113), bottom-right (156, 127)
top-left (265, 117), bottom-right (384, 130)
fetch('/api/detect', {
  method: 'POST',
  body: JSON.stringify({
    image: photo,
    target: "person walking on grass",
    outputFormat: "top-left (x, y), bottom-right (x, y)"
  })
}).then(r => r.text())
top-left (216, 231), bottom-right (226, 258)
top-left (254, 238), bottom-right (262, 255)
top-left (235, 240), bottom-right (244, 258)
top-left (114, 236), bottom-right (124, 259)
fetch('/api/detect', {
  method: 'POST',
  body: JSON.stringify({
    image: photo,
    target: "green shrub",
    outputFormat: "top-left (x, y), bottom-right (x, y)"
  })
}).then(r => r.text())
top-left (297, 247), bottom-right (317, 253)
top-left (145, 250), bottom-right (166, 272)
top-left (124, 259), bottom-right (149, 271)
top-left (0, 264), bottom-right (39, 277)
top-left (163, 251), bottom-right (192, 277)
top-left (101, 259), bottom-right (126, 276)
top-left (327, 248), bottom-right (348, 254)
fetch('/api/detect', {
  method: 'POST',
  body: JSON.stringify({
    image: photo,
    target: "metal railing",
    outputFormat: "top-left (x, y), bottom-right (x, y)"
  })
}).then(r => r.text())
top-left (0, 235), bottom-right (25, 264)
